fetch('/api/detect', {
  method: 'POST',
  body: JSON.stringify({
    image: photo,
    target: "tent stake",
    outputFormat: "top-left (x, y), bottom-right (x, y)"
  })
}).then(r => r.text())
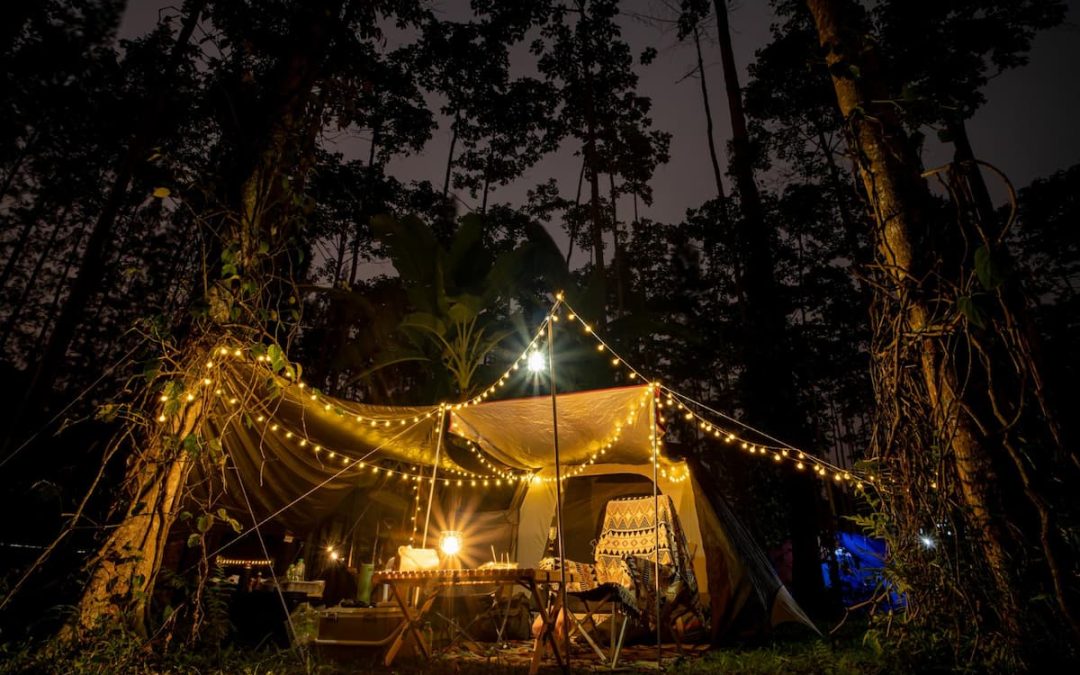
top-left (547, 314), bottom-right (570, 673)
top-left (651, 387), bottom-right (662, 668)
top-left (421, 405), bottom-right (446, 549)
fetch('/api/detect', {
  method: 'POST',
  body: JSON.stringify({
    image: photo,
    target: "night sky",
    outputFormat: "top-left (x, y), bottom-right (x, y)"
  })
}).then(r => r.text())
top-left (119, 0), bottom-right (1080, 237)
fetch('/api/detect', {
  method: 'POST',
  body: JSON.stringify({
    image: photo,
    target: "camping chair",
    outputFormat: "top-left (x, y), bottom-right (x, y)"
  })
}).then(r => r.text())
top-left (592, 495), bottom-right (706, 651)
top-left (536, 555), bottom-right (636, 668)
top-left (538, 494), bottom-right (704, 667)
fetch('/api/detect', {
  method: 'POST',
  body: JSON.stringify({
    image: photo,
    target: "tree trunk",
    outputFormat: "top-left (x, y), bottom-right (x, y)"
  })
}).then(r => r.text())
top-left (577, 0), bottom-right (606, 283)
top-left (442, 117), bottom-right (458, 199)
top-left (70, 399), bottom-right (202, 637)
top-left (814, 125), bottom-right (858, 235)
top-left (69, 0), bottom-right (345, 639)
top-left (480, 148), bottom-right (493, 214)
top-left (713, 0), bottom-right (826, 614)
top-left (609, 173), bottom-right (625, 314)
top-left (693, 24), bottom-right (725, 200)
top-left (564, 158), bottom-right (587, 267)
top-left (8, 0), bottom-right (207, 444)
top-left (804, 0), bottom-right (1080, 645)
top-left (0, 208), bottom-right (67, 351)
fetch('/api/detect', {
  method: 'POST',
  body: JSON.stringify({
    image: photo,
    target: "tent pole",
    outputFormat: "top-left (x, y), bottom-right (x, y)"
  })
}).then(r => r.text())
top-left (421, 405), bottom-right (446, 549)
top-left (547, 313), bottom-right (570, 673)
top-left (651, 386), bottom-right (662, 667)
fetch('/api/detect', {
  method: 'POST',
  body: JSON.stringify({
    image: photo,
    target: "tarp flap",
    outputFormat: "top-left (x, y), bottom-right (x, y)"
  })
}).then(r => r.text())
top-left (448, 385), bottom-right (655, 469)
top-left (201, 363), bottom-right (473, 531)
top-left (218, 362), bottom-right (465, 471)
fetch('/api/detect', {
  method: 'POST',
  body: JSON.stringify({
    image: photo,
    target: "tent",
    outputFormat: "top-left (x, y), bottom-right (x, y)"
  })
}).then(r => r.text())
top-left (207, 359), bottom-right (816, 640)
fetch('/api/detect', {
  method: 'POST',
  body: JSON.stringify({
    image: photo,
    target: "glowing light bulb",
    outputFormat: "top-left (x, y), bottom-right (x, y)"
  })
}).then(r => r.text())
top-left (527, 351), bottom-right (546, 373)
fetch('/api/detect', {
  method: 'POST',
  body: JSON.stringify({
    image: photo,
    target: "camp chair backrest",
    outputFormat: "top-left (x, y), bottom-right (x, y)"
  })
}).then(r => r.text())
top-left (593, 495), bottom-right (692, 590)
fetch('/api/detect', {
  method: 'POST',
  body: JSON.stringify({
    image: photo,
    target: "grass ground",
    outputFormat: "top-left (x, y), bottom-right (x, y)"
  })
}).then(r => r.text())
top-left (1, 618), bottom-right (904, 674)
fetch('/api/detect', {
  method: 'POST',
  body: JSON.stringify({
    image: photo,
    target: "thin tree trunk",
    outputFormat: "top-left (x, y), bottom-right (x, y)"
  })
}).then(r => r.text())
top-left (0, 219), bottom-right (36, 292)
top-left (814, 126), bottom-right (857, 234)
top-left (332, 230), bottom-right (346, 285)
top-left (0, 209), bottom-right (67, 351)
top-left (442, 116), bottom-right (458, 199)
top-left (9, 0), bottom-right (207, 441)
top-left (350, 124), bottom-right (380, 287)
top-left (577, 0), bottom-right (605, 282)
top-left (713, 0), bottom-right (826, 614)
top-left (693, 24), bottom-right (725, 200)
top-left (34, 221), bottom-right (90, 343)
top-left (609, 174), bottom-right (625, 314)
top-left (480, 149), bottom-right (493, 214)
top-left (564, 158), bottom-right (587, 267)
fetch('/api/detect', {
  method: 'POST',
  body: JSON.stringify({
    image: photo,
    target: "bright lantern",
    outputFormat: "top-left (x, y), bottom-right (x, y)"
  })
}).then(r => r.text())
top-left (439, 531), bottom-right (463, 556)
top-left (526, 351), bottom-right (546, 373)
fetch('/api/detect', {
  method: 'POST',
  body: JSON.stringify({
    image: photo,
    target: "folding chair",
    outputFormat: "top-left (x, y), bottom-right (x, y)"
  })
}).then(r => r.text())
top-left (593, 495), bottom-right (706, 652)
top-left (536, 555), bottom-right (637, 668)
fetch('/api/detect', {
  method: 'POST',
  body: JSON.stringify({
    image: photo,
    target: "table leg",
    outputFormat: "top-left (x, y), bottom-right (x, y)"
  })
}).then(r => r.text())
top-left (384, 581), bottom-right (436, 666)
top-left (528, 582), bottom-right (566, 675)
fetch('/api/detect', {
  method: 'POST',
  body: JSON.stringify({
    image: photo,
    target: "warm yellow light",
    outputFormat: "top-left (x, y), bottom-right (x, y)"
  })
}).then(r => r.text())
top-left (439, 531), bottom-right (463, 556)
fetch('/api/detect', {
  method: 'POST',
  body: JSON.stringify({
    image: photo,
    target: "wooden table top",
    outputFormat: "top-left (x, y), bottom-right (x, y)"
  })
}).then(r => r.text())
top-left (373, 567), bottom-right (580, 584)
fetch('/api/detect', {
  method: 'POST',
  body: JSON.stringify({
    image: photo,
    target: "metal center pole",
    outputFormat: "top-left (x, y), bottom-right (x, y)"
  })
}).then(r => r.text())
top-left (421, 405), bottom-right (446, 549)
top-left (547, 312), bottom-right (570, 673)
top-left (650, 386), bottom-right (662, 668)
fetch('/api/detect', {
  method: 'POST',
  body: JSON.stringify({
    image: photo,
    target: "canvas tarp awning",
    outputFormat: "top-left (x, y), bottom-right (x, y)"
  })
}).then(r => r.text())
top-left (447, 385), bottom-right (655, 469)
top-left (208, 363), bottom-right (471, 530)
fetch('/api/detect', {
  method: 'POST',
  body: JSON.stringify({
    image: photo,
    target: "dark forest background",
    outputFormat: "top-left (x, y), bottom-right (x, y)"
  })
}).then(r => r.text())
top-left (0, 0), bottom-right (1077, 669)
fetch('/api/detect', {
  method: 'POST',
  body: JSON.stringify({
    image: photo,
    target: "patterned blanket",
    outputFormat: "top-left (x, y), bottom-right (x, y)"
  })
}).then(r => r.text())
top-left (594, 495), bottom-right (703, 631)
top-left (540, 494), bottom-right (704, 631)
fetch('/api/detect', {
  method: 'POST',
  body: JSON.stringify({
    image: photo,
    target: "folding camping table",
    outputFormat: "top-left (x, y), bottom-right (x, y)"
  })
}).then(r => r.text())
top-left (372, 568), bottom-right (581, 674)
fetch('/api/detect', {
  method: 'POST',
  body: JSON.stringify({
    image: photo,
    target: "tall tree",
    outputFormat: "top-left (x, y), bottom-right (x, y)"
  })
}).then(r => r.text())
top-left (806, 0), bottom-right (1079, 662)
top-left (66, 0), bottom-right (421, 637)
top-left (4, 0), bottom-right (207, 456)
top-left (682, 0), bottom-right (827, 612)
top-left (535, 0), bottom-right (670, 308)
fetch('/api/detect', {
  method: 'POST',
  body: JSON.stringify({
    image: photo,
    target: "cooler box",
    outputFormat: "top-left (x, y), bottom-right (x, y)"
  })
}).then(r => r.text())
top-left (314, 605), bottom-right (411, 659)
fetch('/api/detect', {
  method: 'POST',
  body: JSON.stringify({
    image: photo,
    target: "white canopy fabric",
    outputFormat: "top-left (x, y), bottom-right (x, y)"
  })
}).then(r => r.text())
top-left (447, 385), bottom-right (655, 469)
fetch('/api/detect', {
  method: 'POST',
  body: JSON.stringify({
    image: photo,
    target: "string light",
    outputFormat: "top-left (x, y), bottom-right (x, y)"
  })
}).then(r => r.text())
top-left (551, 298), bottom-right (868, 489)
top-left (201, 293), bottom-right (865, 501)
